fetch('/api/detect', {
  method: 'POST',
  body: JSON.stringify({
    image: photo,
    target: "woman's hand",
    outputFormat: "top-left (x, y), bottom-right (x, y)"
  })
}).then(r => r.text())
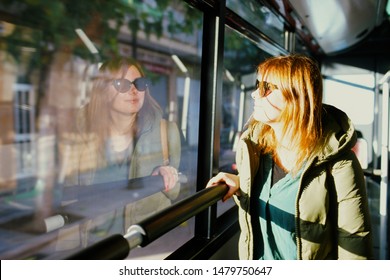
top-left (152, 165), bottom-right (179, 191)
top-left (206, 172), bottom-right (240, 202)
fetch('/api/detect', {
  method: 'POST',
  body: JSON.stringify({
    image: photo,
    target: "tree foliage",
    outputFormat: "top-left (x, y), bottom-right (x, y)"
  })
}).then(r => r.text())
top-left (0, 0), bottom-right (202, 77)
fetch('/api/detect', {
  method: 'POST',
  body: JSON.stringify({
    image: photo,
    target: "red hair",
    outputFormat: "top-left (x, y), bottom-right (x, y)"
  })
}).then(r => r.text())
top-left (251, 54), bottom-right (323, 173)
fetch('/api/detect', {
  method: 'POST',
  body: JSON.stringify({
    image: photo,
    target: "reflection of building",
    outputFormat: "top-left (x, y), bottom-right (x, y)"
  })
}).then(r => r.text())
top-left (13, 83), bottom-right (36, 177)
top-left (0, 25), bottom-right (34, 190)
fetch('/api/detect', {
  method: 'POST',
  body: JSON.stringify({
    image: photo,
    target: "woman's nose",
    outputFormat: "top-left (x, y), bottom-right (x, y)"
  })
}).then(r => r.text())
top-left (127, 84), bottom-right (137, 95)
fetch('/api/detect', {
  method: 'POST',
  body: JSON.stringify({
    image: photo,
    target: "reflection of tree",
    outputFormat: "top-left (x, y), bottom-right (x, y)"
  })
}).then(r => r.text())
top-left (0, 0), bottom-right (201, 118)
top-left (224, 31), bottom-right (268, 78)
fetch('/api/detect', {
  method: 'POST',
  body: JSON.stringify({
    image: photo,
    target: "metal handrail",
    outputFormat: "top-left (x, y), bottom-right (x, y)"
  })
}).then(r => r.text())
top-left (66, 184), bottom-right (228, 260)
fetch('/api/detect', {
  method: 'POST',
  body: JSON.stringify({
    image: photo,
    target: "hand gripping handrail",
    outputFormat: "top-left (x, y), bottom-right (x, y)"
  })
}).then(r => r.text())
top-left (66, 184), bottom-right (228, 260)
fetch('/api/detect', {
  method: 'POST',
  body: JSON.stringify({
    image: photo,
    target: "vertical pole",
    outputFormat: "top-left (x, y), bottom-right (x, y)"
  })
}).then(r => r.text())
top-left (195, 0), bottom-right (225, 239)
top-left (379, 80), bottom-right (389, 259)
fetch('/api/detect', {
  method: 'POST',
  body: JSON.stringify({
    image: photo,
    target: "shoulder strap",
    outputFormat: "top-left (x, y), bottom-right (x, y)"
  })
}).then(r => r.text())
top-left (160, 119), bottom-right (170, 166)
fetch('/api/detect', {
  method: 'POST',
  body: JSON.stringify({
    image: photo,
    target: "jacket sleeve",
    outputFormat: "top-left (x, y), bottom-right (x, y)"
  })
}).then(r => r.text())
top-left (331, 151), bottom-right (373, 259)
top-left (167, 120), bottom-right (181, 170)
top-left (233, 136), bottom-right (260, 260)
top-left (163, 120), bottom-right (181, 200)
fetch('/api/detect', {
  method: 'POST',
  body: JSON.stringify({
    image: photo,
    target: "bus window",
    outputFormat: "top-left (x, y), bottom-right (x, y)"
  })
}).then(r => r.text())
top-left (218, 26), bottom-right (273, 216)
top-left (322, 66), bottom-right (376, 168)
top-left (0, 0), bottom-right (202, 260)
top-left (227, 0), bottom-right (285, 47)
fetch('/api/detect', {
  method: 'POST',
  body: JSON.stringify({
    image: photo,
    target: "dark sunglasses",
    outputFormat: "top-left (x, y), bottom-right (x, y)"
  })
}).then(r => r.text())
top-left (255, 80), bottom-right (278, 97)
top-left (112, 77), bottom-right (149, 93)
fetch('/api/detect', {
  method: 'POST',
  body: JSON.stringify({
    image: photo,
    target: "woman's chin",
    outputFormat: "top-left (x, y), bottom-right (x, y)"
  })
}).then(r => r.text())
top-left (253, 111), bottom-right (266, 123)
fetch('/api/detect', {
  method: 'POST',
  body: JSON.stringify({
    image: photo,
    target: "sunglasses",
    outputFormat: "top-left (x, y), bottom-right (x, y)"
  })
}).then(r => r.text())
top-left (255, 80), bottom-right (278, 97)
top-left (112, 77), bottom-right (149, 93)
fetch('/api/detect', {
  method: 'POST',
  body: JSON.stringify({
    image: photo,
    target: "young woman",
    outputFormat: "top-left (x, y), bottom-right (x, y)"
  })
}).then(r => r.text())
top-left (74, 57), bottom-right (181, 191)
top-left (207, 54), bottom-right (372, 260)
top-left (58, 57), bottom-right (181, 250)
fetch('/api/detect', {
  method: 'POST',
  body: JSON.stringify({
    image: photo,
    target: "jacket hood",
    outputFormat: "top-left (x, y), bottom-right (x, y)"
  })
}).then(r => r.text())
top-left (318, 104), bottom-right (357, 164)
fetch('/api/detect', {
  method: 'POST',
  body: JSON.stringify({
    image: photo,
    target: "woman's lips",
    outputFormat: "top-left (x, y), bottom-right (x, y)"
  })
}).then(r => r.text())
top-left (125, 98), bottom-right (139, 104)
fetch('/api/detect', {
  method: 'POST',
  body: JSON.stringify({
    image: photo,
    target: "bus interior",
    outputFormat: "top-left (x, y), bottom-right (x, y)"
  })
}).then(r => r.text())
top-left (0, 0), bottom-right (389, 260)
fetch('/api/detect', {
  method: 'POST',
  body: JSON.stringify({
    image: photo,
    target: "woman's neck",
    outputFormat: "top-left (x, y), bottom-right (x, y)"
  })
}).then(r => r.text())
top-left (274, 146), bottom-right (296, 172)
top-left (270, 123), bottom-right (298, 172)
top-left (108, 112), bottom-right (136, 152)
top-left (269, 122), bottom-right (291, 149)
top-left (109, 111), bottom-right (136, 136)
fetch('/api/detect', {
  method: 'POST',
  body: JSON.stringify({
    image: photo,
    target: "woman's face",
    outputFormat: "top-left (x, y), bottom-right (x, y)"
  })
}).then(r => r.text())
top-left (108, 65), bottom-right (146, 115)
top-left (251, 77), bottom-right (286, 124)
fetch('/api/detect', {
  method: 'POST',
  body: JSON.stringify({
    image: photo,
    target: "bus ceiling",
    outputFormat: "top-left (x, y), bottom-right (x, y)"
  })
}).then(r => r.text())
top-left (271, 0), bottom-right (390, 55)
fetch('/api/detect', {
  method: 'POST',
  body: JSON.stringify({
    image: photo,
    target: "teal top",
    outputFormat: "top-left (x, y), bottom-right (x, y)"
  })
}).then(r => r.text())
top-left (258, 155), bottom-right (304, 260)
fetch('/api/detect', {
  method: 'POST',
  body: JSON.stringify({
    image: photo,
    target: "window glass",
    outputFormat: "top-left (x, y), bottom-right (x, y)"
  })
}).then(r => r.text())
top-left (0, 0), bottom-right (202, 259)
top-left (218, 27), bottom-right (272, 215)
top-left (294, 37), bottom-right (311, 56)
top-left (323, 73), bottom-right (375, 167)
top-left (226, 0), bottom-right (285, 46)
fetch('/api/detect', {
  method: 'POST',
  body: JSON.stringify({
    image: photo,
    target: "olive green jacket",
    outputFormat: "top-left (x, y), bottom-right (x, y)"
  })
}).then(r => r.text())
top-left (234, 104), bottom-right (372, 259)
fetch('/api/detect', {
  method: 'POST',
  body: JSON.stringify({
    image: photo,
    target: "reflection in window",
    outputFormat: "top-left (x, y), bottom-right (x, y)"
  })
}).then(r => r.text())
top-left (226, 0), bottom-right (285, 46)
top-left (0, 0), bottom-right (202, 260)
top-left (218, 27), bottom-right (272, 215)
